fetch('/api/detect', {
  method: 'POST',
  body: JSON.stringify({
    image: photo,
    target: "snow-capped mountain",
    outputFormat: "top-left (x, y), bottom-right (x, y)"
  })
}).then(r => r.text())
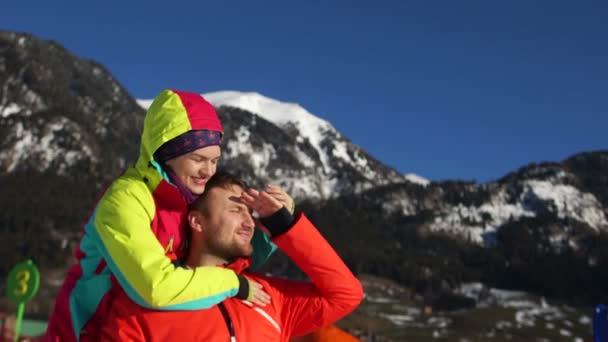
top-left (381, 161), bottom-right (608, 245)
top-left (139, 91), bottom-right (425, 200)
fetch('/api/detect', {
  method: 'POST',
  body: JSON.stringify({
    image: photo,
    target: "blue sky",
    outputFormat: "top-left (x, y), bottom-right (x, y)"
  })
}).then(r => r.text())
top-left (2, 0), bottom-right (606, 182)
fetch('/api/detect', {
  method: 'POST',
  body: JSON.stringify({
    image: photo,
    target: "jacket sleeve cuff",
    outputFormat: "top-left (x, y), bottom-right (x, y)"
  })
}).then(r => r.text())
top-left (236, 274), bottom-right (249, 300)
top-left (259, 207), bottom-right (295, 237)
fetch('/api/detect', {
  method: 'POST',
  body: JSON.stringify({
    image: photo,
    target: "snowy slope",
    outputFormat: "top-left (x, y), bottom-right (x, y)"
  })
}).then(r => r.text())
top-left (204, 91), bottom-right (429, 185)
top-left (204, 91), bottom-right (336, 172)
top-left (381, 167), bottom-right (608, 245)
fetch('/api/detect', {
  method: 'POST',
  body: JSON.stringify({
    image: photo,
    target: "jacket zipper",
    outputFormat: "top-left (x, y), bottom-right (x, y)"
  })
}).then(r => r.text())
top-left (218, 302), bottom-right (236, 342)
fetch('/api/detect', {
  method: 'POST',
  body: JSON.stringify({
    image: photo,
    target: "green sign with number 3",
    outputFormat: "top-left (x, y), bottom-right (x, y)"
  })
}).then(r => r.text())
top-left (6, 259), bottom-right (40, 342)
top-left (7, 260), bottom-right (40, 303)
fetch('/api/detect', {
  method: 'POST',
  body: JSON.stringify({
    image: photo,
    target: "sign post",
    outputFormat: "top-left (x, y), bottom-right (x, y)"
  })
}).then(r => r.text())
top-left (6, 260), bottom-right (40, 342)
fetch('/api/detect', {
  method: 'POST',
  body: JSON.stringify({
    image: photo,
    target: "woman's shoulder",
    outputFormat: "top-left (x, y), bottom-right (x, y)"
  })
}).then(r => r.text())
top-left (102, 168), bottom-right (155, 206)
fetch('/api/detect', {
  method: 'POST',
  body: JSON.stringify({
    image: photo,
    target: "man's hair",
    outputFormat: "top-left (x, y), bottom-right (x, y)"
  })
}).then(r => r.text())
top-left (190, 170), bottom-right (249, 215)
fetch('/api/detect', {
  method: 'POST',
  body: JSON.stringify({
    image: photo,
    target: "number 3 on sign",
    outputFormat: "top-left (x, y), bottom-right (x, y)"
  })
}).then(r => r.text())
top-left (14, 270), bottom-right (31, 296)
top-left (7, 260), bottom-right (39, 303)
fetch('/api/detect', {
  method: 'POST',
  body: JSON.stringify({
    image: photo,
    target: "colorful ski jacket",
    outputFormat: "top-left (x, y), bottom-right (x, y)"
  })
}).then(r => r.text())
top-left (100, 213), bottom-right (364, 342)
top-left (44, 89), bottom-right (276, 341)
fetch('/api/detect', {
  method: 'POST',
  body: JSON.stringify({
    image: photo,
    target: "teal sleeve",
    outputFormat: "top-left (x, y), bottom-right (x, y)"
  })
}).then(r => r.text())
top-left (249, 229), bottom-right (277, 271)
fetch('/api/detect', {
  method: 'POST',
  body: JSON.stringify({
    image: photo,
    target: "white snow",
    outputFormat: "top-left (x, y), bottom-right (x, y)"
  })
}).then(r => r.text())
top-left (6, 121), bottom-right (33, 171)
top-left (428, 178), bottom-right (608, 244)
top-left (366, 295), bottom-right (394, 304)
top-left (379, 313), bottom-right (414, 326)
top-left (224, 125), bottom-right (276, 172)
top-left (331, 140), bottom-right (352, 163)
top-left (525, 180), bottom-right (608, 230)
top-left (0, 103), bottom-right (22, 118)
top-left (137, 98), bottom-right (153, 109)
top-left (292, 144), bottom-right (317, 168)
top-left (224, 125), bottom-right (252, 159)
top-left (382, 194), bottom-right (417, 216)
top-left (204, 91), bottom-right (335, 173)
top-left (92, 67), bottom-right (103, 76)
top-left (428, 190), bottom-right (537, 243)
top-left (427, 316), bottom-right (451, 328)
top-left (0, 119), bottom-right (94, 174)
top-left (579, 315), bottom-right (591, 325)
top-left (405, 173), bottom-right (430, 186)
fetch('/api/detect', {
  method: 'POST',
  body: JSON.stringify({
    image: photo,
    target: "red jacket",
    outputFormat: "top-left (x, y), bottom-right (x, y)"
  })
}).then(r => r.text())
top-left (291, 325), bottom-right (361, 342)
top-left (100, 214), bottom-right (364, 342)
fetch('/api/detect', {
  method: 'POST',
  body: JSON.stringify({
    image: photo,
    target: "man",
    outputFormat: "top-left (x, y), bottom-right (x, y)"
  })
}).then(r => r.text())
top-left (101, 171), bottom-right (364, 341)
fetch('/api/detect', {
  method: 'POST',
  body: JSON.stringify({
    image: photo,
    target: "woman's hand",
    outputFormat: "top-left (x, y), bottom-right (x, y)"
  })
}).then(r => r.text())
top-left (246, 277), bottom-right (271, 306)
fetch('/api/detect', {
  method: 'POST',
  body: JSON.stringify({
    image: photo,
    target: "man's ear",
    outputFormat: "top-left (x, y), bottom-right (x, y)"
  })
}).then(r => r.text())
top-left (188, 211), bottom-right (204, 232)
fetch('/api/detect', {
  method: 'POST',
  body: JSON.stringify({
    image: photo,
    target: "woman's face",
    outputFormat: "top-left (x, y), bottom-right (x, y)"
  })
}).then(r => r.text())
top-left (164, 145), bottom-right (221, 194)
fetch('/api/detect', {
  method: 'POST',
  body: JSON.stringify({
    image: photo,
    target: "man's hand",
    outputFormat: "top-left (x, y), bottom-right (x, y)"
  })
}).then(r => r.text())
top-left (246, 277), bottom-right (271, 307)
top-left (239, 189), bottom-right (282, 218)
top-left (265, 184), bottom-right (295, 214)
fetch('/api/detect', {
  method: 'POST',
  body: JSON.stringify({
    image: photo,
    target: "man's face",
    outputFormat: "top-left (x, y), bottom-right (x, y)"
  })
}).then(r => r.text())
top-left (200, 185), bottom-right (255, 260)
top-left (164, 145), bottom-right (221, 195)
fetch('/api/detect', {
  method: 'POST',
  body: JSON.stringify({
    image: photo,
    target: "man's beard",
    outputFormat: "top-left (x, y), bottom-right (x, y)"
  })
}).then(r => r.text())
top-left (207, 237), bottom-right (253, 261)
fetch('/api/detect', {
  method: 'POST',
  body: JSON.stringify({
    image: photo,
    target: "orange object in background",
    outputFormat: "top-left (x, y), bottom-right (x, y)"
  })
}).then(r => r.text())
top-left (290, 325), bottom-right (360, 342)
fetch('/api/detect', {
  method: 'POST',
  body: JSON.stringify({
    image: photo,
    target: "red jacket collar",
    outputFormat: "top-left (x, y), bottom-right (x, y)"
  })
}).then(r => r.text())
top-left (225, 257), bottom-right (252, 274)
